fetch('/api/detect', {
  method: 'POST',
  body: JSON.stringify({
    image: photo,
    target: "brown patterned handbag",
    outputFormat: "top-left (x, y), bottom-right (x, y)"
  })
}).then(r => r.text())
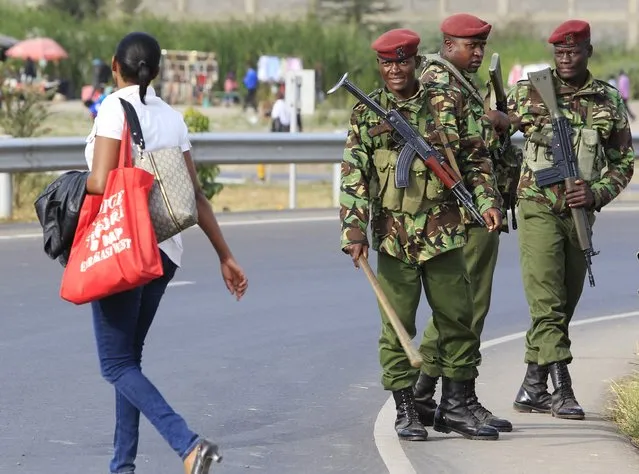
top-left (119, 98), bottom-right (198, 243)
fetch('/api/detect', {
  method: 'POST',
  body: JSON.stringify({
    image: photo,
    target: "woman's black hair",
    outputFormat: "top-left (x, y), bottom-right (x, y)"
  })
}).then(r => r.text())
top-left (114, 32), bottom-right (161, 104)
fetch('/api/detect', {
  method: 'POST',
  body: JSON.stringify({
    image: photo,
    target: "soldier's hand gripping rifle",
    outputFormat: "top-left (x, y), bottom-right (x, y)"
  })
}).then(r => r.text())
top-left (488, 53), bottom-right (518, 229)
top-left (327, 73), bottom-right (486, 227)
top-left (527, 68), bottom-right (599, 287)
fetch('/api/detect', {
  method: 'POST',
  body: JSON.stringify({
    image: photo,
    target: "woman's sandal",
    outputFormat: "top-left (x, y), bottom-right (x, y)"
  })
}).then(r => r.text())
top-left (184, 439), bottom-right (222, 474)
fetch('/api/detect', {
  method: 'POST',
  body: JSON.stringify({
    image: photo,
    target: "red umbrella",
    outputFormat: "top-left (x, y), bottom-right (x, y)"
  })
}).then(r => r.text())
top-left (5, 37), bottom-right (68, 61)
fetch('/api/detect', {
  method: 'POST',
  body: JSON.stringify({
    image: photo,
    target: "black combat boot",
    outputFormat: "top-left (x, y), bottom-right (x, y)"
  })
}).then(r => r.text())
top-left (465, 378), bottom-right (513, 432)
top-left (413, 372), bottom-right (438, 426)
top-left (433, 377), bottom-right (499, 440)
top-left (548, 362), bottom-right (585, 420)
top-left (513, 363), bottom-right (552, 413)
top-left (392, 388), bottom-right (429, 441)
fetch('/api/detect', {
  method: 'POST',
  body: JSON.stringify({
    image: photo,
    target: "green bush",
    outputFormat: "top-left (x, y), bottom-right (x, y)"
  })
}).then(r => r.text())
top-left (183, 106), bottom-right (210, 133)
top-left (183, 107), bottom-right (223, 200)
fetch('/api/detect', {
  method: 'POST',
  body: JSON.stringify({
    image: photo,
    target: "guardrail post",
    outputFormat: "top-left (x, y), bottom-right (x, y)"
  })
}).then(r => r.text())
top-left (332, 163), bottom-right (340, 207)
top-left (0, 173), bottom-right (12, 219)
top-left (288, 163), bottom-right (297, 209)
top-left (286, 75), bottom-right (303, 210)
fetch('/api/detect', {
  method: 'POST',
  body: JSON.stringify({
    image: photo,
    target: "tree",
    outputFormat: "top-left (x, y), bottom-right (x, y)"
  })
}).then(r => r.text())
top-left (316, 0), bottom-right (399, 26)
top-left (43, 0), bottom-right (106, 20)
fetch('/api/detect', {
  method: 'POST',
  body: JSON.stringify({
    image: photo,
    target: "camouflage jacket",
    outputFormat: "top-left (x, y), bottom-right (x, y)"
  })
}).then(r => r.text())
top-left (508, 69), bottom-right (634, 215)
top-left (420, 56), bottom-right (521, 226)
top-left (339, 82), bottom-right (500, 265)
top-left (420, 58), bottom-right (498, 151)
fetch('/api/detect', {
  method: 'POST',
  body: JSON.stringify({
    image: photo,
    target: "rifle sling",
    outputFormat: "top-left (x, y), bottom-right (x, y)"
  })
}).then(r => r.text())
top-left (424, 95), bottom-right (464, 181)
top-left (484, 85), bottom-right (492, 115)
top-left (586, 98), bottom-right (594, 128)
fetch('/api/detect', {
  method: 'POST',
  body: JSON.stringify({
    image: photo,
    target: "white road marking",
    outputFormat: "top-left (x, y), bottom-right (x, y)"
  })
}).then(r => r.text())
top-left (0, 215), bottom-right (340, 241)
top-left (48, 439), bottom-right (77, 446)
top-left (373, 310), bottom-right (639, 474)
top-left (0, 233), bottom-right (42, 240)
top-left (167, 280), bottom-right (195, 288)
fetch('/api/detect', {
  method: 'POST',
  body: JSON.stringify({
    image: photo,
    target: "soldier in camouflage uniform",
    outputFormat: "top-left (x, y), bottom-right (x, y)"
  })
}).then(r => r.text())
top-left (414, 13), bottom-right (518, 433)
top-left (508, 20), bottom-right (634, 419)
top-left (340, 28), bottom-right (504, 441)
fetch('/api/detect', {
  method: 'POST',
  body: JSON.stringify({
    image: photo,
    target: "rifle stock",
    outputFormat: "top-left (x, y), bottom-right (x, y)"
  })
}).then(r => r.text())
top-left (488, 53), bottom-right (507, 113)
top-left (527, 68), bottom-right (599, 287)
top-left (328, 72), bottom-right (486, 227)
top-left (527, 69), bottom-right (562, 120)
top-left (488, 53), bottom-right (518, 229)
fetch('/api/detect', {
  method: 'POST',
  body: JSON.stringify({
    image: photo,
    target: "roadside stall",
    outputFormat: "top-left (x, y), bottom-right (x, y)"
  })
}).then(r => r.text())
top-left (157, 49), bottom-right (219, 106)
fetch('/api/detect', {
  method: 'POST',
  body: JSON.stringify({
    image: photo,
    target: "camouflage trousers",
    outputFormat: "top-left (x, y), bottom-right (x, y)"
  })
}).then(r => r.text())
top-left (376, 250), bottom-right (479, 391)
top-left (418, 225), bottom-right (500, 378)
top-left (518, 199), bottom-right (591, 366)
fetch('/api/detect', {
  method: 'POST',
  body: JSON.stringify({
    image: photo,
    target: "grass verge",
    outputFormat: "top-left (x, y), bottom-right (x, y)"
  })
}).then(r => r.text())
top-left (212, 181), bottom-right (334, 213)
top-left (609, 364), bottom-right (639, 447)
top-left (1, 174), bottom-right (335, 224)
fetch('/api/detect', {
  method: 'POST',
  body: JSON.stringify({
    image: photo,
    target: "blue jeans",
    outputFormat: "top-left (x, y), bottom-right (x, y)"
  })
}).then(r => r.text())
top-left (91, 251), bottom-right (199, 474)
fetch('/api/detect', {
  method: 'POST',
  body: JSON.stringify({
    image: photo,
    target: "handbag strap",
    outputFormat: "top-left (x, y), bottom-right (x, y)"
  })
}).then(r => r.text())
top-left (118, 98), bottom-right (146, 153)
top-left (118, 119), bottom-right (133, 168)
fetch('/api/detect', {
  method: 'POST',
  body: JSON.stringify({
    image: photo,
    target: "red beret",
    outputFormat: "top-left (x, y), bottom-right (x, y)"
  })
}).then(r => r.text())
top-left (548, 20), bottom-right (591, 45)
top-left (371, 29), bottom-right (420, 61)
top-left (440, 13), bottom-right (492, 39)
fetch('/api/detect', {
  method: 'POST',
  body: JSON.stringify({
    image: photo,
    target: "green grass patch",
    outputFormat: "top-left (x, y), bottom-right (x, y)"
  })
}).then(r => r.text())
top-left (609, 362), bottom-right (639, 447)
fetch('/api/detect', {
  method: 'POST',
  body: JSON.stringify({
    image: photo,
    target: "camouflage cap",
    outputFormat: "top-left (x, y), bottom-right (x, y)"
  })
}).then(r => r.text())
top-left (440, 13), bottom-right (492, 40)
top-left (548, 20), bottom-right (591, 45)
top-left (371, 28), bottom-right (421, 61)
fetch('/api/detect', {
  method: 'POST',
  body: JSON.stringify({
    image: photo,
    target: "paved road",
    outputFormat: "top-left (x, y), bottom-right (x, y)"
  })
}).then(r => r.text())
top-left (0, 208), bottom-right (637, 473)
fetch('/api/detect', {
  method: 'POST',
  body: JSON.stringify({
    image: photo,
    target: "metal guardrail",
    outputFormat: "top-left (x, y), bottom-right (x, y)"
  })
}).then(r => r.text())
top-left (0, 132), bottom-right (637, 218)
top-left (0, 132), bottom-right (352, 173)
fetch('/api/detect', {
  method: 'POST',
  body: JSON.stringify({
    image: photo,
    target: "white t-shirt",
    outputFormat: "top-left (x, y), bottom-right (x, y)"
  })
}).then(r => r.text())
top-left (270, 98), bottom-right (291, 126)
top-left (84, 85), bottom-right (191, 267)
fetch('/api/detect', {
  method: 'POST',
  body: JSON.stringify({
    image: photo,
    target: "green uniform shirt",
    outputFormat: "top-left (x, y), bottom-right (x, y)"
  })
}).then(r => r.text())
top-left (339, 82), bottom-right (500, 265)
top-left (508, 69), bottom-right (634, 214)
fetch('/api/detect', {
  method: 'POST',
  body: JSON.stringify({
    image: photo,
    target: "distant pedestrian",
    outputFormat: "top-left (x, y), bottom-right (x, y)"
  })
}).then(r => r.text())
top-left (243, 61), bottom-right (258, 112)
top-left (618, 70), bottom-right (635, 120)
top-left (270, 90), bottom-right (291, 132)
top-left (223, 71), bottom-right (238, 107)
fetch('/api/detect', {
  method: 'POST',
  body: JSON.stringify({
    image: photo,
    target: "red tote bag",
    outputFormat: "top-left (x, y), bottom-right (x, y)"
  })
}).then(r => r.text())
top-left (60, 120), bottom-right (163, 305)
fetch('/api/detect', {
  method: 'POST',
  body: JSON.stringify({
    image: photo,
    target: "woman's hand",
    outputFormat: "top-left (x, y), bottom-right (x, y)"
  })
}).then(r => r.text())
top-left (220, 257), bottom-right (248, 301)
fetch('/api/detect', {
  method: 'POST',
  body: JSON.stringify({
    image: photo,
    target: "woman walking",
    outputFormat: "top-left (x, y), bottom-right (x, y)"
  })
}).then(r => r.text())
top-left (84, 31), bottom-right (248, 474)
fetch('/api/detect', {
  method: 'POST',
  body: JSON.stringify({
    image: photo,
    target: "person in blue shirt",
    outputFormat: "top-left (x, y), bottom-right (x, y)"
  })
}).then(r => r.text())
top-left (242, 61), bottom-right (258, 112)
top-left (85, 85), bottom-right (108, 120)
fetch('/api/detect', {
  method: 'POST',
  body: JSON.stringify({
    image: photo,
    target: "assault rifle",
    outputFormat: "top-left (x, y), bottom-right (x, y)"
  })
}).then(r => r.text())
top-left (527, 68), bottom-right (599, 287)
top-left (488, 53), bottom-right (518, 229)
top-left (327, 72), bottom-right (486, 227)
